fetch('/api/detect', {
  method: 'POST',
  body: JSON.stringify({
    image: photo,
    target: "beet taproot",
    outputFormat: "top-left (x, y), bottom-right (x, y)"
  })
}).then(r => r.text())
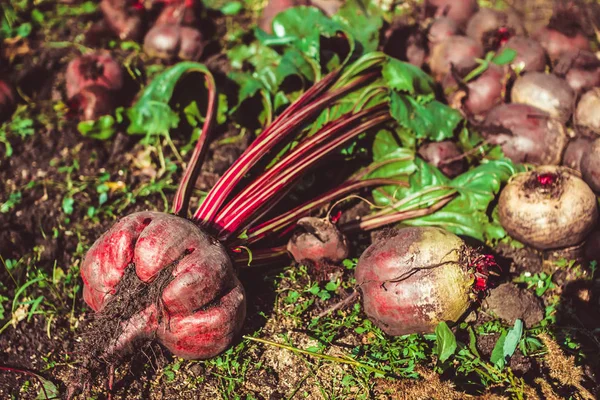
top-left (459, 63), bottom-right (505, 117)
top-left (287, 217), bottom-right (349, 270)
top-left (554, 50), bottom-right (600, 93)
top-left (535, 26), bottom-right (590, 62)
top-left (482, 103), bottom-right (568, 165)
top-left (511, 72), bottom-right (575, 124)
top-left (356, 226), bottom-right (488, 336)
top-left (69, 85), bottom-right (115, 121)
top-left (100, 0), bottom-right (144, 41)
top-left (425, 0), bottom-right (478, 26)
top-left (498, 166), bottom-right (598, 250)
top-left (417, 140), bottom-right (466, 178)
top-left (562, 136), bottom-right (592, 172)
top-left (574, 88), bottom-right (600, 136)
top-left (81, 211), bottom-right (246, 359)
top-left (501, 36), bottom-right (547, 73)
top-left (580, 138), bottom-right (600, 192)
top-left (144, 24), bottom-right (204, 61)
top-left (65, 52), bottom-right (123, 100)
top-left (465, 8), bottom-right (523, 50)
top-left (429, 35), bottom-right (483, 81)
top-left (427, 17), bottom-right (459, 47)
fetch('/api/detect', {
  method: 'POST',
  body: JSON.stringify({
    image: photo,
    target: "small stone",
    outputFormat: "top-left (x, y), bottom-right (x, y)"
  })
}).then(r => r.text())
top-left (187, 363), bottom-right (204, 377)
top-left (483, 283), bottom-right (544, 327)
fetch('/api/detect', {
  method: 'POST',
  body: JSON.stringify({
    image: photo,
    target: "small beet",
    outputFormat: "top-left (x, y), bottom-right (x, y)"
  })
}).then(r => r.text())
top-left (155, 1), bottom-right (197, 26)
top-left (462, 63), bottom-right (505, 117)
top-left (465, 8), bottom-right (523, 50)
top-left (144, 24), bottom-right (204, 61)
top-left (0, 80), bottom-right (15, 121)
top-left (259, 0), bottom-right (310, 34)
top-left (427, 17), bottom-right (459, 48)
top-left (287, 217), bottom-right (349, 268)
top-left (562, 137), bottom-right (592, 172)
top-left (356, 226), bottom-right (489, 336)
top-left (425, 0), bottom-right (479, 26)
top-left (511, 72), bottom-right (575, 123)
top-left (429, 35), bottom-right (483, 81)
top-left (483, 103), bottom-right (568, 165)
top-left (502, 36), bottom-right (547, 73)
top-left (70, 85), bottom-right (115, 121)
top-left (179, 27), bottom-right (204, 61)
top-left (580, 138), bottom-right (600, 192)
top-left (100, 0), bottom-right (144, 41)
top-left (417, 140), bottom-right (466, 178)
top-left (65, 52), bottom-right (123, 100)
top-left (498, 166), bottom-right (598, 250)
top-left (555, 50), bottom-right (600, 93)
top-left (535, 26), bottom-right (591, 62)
top-left (574, 88), bottom-right (600, 137)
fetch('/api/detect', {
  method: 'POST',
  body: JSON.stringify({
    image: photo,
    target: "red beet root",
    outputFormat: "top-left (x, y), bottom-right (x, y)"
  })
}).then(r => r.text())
top-left (562, 137), bottom-right (592, 172)
top-left (460, 63), bottom-right (505, 117)
top-left (356, 227), bottom-right (488, 336)
top-left (425, 0), bottom-right (478, 26)
top-left (465, 8), bottom-right (523, 50)
top-left (482, 103), bottom-right (568, 165)
top-left (575, 88), bottom-right (600, 137)
top-left (555, 50), bottom-right (600, 93)
top-left (580, 138), bottom-right (600, 192)
top-left (81, 211), bottom-right (246, 359)
top-left (427, 17), bottom-right (459, 48)
top-left (535, 26), bottom-right (590, 62)
top-left (69, 85), bottom-right (115, 121)
top-left (429, 35), bottom-right (483, 81)
top-left (287, 217), bottom-right (349, 269)
top-left (144, 24), bottom-right (204, 61)
top-left (498, 166), bottom-right (598, 250)
top-left (511, 72), bottom-right (575, 124)
top-left (502, 36), bottom-right (547, 73)
top-left (65, 53), bottom-right (123, 100)
top-left (417, 140), bottom-right (466, 178)
top-left (100, 0), bottom-right (144, 41)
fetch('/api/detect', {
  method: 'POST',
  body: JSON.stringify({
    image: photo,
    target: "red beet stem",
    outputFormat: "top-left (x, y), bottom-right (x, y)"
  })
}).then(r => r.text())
top-left (172, 72), bottom-right (217, 216)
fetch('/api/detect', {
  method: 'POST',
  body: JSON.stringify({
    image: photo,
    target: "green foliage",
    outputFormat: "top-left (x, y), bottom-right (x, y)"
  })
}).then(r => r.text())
top-left (435, 321), bottom-right (457, 362)
top-left (490, 319), bottom-right (523, 369)
top-left (127, 62), bottom-right (214, 136)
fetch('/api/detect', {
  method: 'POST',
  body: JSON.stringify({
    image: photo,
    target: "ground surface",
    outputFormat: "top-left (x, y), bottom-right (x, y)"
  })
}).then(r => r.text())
top-left (1, 1), bottom-right (600, 399)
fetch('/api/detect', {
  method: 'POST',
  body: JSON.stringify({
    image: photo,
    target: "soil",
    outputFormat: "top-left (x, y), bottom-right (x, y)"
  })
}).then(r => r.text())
top-left (1, 1), bottom-right (600, 399)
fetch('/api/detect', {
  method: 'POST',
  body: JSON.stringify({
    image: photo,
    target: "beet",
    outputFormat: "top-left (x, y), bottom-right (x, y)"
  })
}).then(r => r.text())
top-left (562, 137), bottom-right (592, 172)
top-left (498, 166), bottom-right (598, 250)
top-left (81, 211), bottom-right (246, 359)
top-left (384, 22), bottom-right (427, 68)
top-left (69, 85), bottom-right (115, 121)
top-left (0, 80), bottom-right (15, 121)
top-left (259, 0), bottom-right (310, 33)
top-left (356, 226), bottom-right (488, 336)
top-left (575, 89), bottom-right (600, 137)
top-left (429, 35), bottom-right (483, 81)
top-left (580, 138), bottom-right (600, 192)
top-left (144, 24), bottom-right (204, 61)
top-left (425, 0), bottom-right (478, 26)
top-left (501, 36), bottom-right (547, 73)
top-left (65, 53), bottom-right (123, 100)
top-left (535, 27), bottom-right (591, 62)
top-left (461, 63), bottom-right (505, 117)
top-left (427, 17), bottom-right (459, 48)
top-left (482, 103), bottom-right (568, 165)
top-left (287, 217), bottom-right (349, 269)
top-left (417, 140), bottom-right (466, 178)
top-left (100, 0), bottom-right (144, 41)
top-left (554, 50), bottom-right (600, 93)
top-left (510, 72), bottom-right (575, 124)
top-left (465, 8), bottom-right (524, 50)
